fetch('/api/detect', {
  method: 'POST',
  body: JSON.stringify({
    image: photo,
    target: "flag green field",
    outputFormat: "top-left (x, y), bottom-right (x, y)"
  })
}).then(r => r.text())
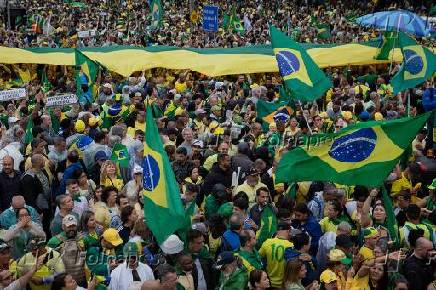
top-left (276, 112), bottom-right (431, 187)
top-left (390, 32), bottom-right (436, 95)
top-left (270, 25), bottom-right (332, 101)
top-left (142, 103), bottom-right (185, 244)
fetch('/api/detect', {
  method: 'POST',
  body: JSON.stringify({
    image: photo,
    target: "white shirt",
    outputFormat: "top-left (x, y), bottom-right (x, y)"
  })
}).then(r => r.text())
top-left (109, 261), bottom-right (154, 290)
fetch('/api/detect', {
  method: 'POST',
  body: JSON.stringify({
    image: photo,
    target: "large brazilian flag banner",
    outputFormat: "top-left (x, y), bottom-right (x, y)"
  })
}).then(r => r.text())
top-left (0, 41), bottom-right (409, 77)
top-left (142, 103), bottom-right (185, 244)
top-left (276, 112), bottom-right (431, 187)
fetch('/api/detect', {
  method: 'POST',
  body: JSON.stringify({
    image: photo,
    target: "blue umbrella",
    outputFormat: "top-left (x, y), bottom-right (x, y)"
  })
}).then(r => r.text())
top-left (356, 10), bottom-right (435, 37)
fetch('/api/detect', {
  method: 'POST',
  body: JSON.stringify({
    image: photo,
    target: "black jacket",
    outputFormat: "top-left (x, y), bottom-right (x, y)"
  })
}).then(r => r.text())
top-left (402, 254), bottom-right (434, 290)
top-left (202, 164), bottom-right (232, 196)
top-left (0, 171), bottom-right (22, 211)
top-left (192, 255), bottom-right (217, 290)
top-left (19, 170), bottom-right (44, 211)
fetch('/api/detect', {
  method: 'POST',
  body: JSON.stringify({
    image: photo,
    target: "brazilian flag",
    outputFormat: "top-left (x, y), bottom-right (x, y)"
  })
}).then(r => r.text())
top-left (256, 98), bottom-right (294, 131)
top-left (270, 25), bottom-right (332, 102)
top-left (391, 33), bottom-right (436, 95)
top-left (150, 0), bottom-right (163, 29)
top-left (111, 143), bottom-right (130, 168)
top-left (276, 112), bottom-right (431, 187)
top-left (142, 102), bottom-right (185, 244)
top-left (374, 31), bottom-right (398, 60)
top-left (24, 117), bottom-right (33, 144)
top-left (256, 205), bottom-right (277, 250)
top-left (316, 24), bottom-right (331, 39)
top-left (75, 49), bottom-right (99, 101)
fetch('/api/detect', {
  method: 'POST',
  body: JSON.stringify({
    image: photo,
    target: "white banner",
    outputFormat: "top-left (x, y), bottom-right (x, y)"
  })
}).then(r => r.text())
top-left (78, 30), bottom-right (97, 38)
top-left (46, 94), bottom-right (78, 107)
top-left (0, 88), bottom-right (27, 102)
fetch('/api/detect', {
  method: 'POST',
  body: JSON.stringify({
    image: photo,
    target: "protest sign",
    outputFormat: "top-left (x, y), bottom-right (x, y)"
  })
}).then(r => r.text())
top-left (203, 5), bottom-right (218, 32)
top-left (46, 94), bottom-right (78, 107)
top-left (0, 88), bottom-right (27, 102)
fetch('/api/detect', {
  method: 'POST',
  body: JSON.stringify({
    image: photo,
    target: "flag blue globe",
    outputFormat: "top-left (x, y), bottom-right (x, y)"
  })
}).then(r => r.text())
top-left (329, 128), bottom-right (377, 162)
top-left (404, 49), bottom-right (424, 75)
top-left (142, 155), bottom-right (160, 191)
top-left (276, 50), bottom-right (300, 77)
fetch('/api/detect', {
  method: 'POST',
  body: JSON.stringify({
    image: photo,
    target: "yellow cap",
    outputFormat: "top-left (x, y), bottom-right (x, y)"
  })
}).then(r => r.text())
top-left (75, 120), bottom-right (85, 133)
top-left (341, 111), bottom-right (353, 121)
top-left (102, 228), bottom-right (123, 247)
top-left (175, 107), bottom-right (185, 116)
top-left (363, 227), bottom-right (378, 239)
top-left (374, 112), bottom-right (384, 121)
top-left (88, 116), bottom-right (101, 127)
top-left (320, 269), bottom-right (337, 284)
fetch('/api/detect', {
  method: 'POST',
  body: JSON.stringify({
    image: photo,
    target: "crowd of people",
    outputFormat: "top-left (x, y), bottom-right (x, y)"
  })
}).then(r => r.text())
top-left (0, 0), bottom-right (435, 48)
top-left (0, 1), bottom-right (435, 290)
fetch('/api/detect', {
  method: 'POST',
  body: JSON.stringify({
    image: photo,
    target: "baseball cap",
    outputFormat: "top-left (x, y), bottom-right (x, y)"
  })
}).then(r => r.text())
top-left (62, 214), bottom-right (78, 227)
top-left (103, 228), bottom-right (123, 247)
top-left (27, 237), bottom-right (46, 251)
top-left (75, 120), bottom-right (86, 133)
top-left (328, 249), bottom-right (352, 265)
top-left (363, 227), bottom-right (378, 239)
top-left (336, 234), bottom-right (353, 248)
top-left (215, 251), bottom-right (235, 270)
top-left (320, 269), bottom-right (338, 284)
top-left (94, 151), bottom-right (108, 162)
top-left (123, 242), bottom-right (140, 257)
top-left (160, 235), bottom-right (184, 255)
top-left (192, 139), bottom-right (204, 148)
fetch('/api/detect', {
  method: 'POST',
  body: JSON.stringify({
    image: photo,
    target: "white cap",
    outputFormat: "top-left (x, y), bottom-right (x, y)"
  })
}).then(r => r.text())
top-left (160, 234), bottom-right (184, 254)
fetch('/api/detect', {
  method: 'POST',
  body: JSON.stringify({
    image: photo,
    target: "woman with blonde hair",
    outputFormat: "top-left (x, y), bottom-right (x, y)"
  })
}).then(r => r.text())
top-left (99, 160), bottom-right (123, 191)
top-left (282, 259), bottom-right (318, 290)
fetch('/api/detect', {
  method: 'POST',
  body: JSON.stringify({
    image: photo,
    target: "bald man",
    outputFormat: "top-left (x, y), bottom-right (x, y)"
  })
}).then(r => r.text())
top-left (0, 156), bottom-right (22, 211)
top-left (402, 237), bottom-right (434, 290)
top-left (0, 196), bottom-right (41, 229)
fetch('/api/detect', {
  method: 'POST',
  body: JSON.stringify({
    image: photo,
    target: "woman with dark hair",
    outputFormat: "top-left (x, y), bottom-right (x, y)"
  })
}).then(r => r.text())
top-left (92, 186), bottom-right (118, 229)
top-left (72, 168), bottom-right (96, 199)
top-left (282, 259), bottom-right (319, 290)
top-left (249, 269), bottom-right (270, 290)
top-left (118, 205), bottom-right (138, 243)
top-left (51, 273), bottom-right (96, 290)
top-left (319, 200), bottom-right (343, 234)
top-left (80, 210), bottom-right (101, 251)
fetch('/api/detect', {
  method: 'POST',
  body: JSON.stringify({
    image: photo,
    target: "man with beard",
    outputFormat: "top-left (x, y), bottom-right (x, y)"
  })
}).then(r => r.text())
top-left (47, 214), bottom-right (87, 287)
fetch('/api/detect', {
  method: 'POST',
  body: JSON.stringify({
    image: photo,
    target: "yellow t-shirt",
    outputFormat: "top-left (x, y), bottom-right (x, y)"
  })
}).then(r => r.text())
top-left (350, 274), bottom-right (370, 290)
top-left (259, 237), bottom-right (294, 288)
top-left (127, 121), bottom-right (146, 137)
top-left (17, 249), bottom-right (65, 290)
top-left (175, 81), bottom-right (187, 93)
top-left (359, 246), bottom-right (374, 261)
top-left (319, 217), bottom-right (338, 234)
top-left (101, 177), bottom-right (124, 192)
top-left (234, 181), bottom-right (268, 206)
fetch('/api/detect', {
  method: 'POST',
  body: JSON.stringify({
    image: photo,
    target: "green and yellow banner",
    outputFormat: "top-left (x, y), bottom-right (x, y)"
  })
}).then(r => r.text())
top-left (0, 42), bottom-right (407, 77)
